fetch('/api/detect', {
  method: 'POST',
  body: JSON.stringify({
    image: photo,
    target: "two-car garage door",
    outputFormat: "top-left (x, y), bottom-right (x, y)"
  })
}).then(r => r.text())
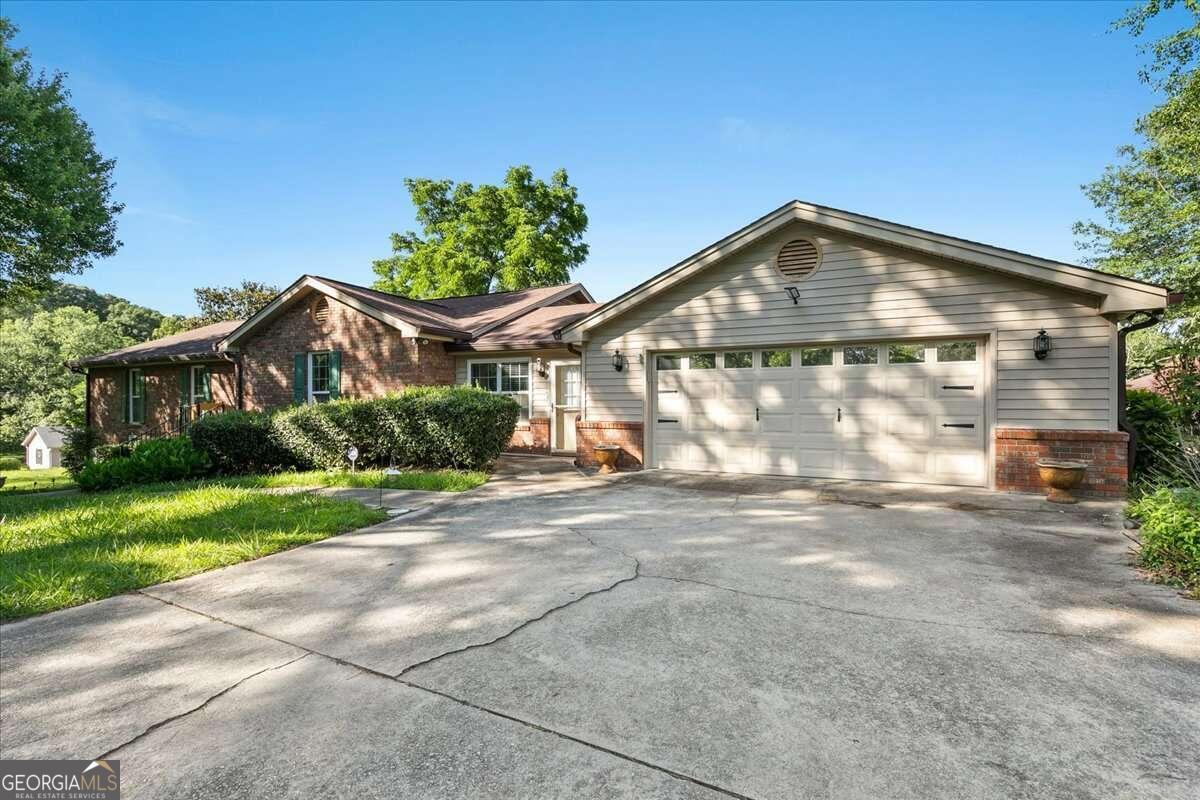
top-left (652, 339), bottom-right (987, 487)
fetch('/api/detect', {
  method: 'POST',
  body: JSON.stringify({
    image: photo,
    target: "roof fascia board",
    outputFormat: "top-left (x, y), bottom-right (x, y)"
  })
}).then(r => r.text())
top-left (221, 276), bottom-right (426, 349)
top-left (562, 202), bottom-right (1167, 339)
top-left (469, 283), bottom-right (595, 339)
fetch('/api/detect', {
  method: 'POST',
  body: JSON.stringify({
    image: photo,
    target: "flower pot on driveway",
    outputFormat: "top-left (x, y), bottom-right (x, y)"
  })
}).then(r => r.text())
top-left (594, 444), bottom-right (620, 475)
top-left (1036, 459), bottom-right (1087, 504)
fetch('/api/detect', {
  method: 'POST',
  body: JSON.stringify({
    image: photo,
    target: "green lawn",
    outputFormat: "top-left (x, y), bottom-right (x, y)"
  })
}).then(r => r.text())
top-left (0, 485), bottom-right (387, 620)
top-left (213, 468), bottom-right (489, 493)
top-left (1, 467), bottom-right (76, 494)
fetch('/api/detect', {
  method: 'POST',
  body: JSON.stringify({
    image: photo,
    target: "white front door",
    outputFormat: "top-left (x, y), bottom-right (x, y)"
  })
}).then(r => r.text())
top-left (652, 340), bottom-right (987, 487)
top-left (554, 363), bottom-right (581, 452)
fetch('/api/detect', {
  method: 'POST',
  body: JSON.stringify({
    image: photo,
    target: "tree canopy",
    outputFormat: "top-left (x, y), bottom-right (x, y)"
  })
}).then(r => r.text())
top-left (0, 19), bottom-right (122, 304)
top-left (1075, 0), bottom-right (1200, 362)
top-left (0, 306), bottom-right (130, 447)
top-left (372, 165), bottom-right (588, 299)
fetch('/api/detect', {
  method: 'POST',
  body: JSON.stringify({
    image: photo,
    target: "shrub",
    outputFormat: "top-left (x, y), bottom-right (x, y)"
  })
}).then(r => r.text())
top-left (77, 436), bottom-right (210, 491)
top-left (1126, 389), bottom-right (1180, 479)
top-left (189, 411), bottom-right (296, 475)
top-left (60, 427), bottom-right (102, 477)
top-left (1129, 487), bottom-right (1200, 597)
top-left (0, 454), bottom-right (21, 471)
top-left (271, 386), bottom-right (519, 471)
top-left (94, 443), bottom-right (133, 462)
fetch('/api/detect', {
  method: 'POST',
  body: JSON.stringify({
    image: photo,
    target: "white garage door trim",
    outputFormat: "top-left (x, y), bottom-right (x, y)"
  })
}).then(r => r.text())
top-left (648, 335), bottom-right (993, 488)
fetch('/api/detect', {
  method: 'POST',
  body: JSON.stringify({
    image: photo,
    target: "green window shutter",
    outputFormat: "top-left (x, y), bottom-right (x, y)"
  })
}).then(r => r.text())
top-left (329, 351), bottom-right (341, 399)
top-left (293, 354), bottom-right (307, 404)
top-left (201, 367), bottom-right (212, 402)
top-left (120, 371), bottom-right (129, 423)
top-left (179, 368), bottom-right (190, 408)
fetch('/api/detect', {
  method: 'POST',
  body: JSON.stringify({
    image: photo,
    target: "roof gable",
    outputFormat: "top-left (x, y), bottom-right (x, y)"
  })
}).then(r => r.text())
top-left (562, 201), bottom-right (1170, 340)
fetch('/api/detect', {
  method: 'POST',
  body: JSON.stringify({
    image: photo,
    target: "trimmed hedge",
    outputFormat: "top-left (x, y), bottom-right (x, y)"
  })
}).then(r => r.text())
top-left (1129, 487), bottom-right (1200, 597)
top-left (77, 437), bottom-right (210, 492)
top-left (270, 386), bottom-right (519, 471)
top-left (183, 386), bottom-right (519, 474)
top-left (188, 411), bottom-right (295, 475)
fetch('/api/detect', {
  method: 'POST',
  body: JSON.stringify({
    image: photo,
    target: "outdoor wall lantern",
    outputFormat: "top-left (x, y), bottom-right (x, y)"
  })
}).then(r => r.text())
top-left (612, 350), bottom-right (626, 372)
top-left (1033, 328), bottom-right (1053, 360)
top-left (533, 357), bottom-right (548, 377)
top-left (785, 286), bottom-right (802, 305)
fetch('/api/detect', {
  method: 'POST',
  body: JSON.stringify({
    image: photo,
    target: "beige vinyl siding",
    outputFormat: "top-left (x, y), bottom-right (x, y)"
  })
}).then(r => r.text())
top-left (454, 352), bottom-right (554, 420)
top-left (583, 223), bottom-right (1115, 431)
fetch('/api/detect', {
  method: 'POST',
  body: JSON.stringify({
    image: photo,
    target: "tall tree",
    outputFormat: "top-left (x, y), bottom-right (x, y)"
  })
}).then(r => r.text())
top-left (1074, 0), bottom-right (1200, 365)
top-left (372, 165), bottom-right (588, 298)
top-left (0, 306), bottom-right (130, 447)
top-left (193, 280), bottom-right (278, 323)
top-left (0, 19), bottom-right (123, 304)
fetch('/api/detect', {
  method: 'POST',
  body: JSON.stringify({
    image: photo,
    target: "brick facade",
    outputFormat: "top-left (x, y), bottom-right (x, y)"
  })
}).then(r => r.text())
top-left (88, 362), bottom-right (236, 443)
top-left (995, 428), bottom-right (1129, 498)
top-left (508, 418), bottom-right (551, 454)
top-left (575, 420), bottom-right (644, 471)
top-left (238, 294), bottom-right (455, 410)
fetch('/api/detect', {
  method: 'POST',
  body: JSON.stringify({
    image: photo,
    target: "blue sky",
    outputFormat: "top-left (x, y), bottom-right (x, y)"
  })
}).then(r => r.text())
top-left (5, 0), bottom-right (1175, 314)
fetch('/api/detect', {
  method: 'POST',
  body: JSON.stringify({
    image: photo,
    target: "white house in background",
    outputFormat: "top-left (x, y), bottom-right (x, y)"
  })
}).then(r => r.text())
top-left (22, 426), bottom-right (67, 469)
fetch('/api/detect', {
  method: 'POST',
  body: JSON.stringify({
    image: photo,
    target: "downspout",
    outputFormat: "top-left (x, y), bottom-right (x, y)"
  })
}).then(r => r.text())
top-left (84, 368), bottom-right (91, 429)
top-left (1117, 310), bottom-right (1164, 472)
top-left (234, 353), bottom-right (245, 410)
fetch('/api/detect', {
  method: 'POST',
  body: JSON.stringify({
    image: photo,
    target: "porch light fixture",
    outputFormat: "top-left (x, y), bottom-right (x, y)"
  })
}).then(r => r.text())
top-left (612, 350), bottom-right (626, 372)
top-left (533, 357), bottom-right (548, 377)
top-left (785, 286), bottom-right (801, 305)
top-left (1033, 329), bottom-right (1053, 360)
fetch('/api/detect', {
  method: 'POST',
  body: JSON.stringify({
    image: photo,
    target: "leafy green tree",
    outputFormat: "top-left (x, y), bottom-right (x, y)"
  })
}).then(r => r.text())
top-left (372, 165), bottom-right (588, 298)
top-left (151, 313), bottom-right (193, 339)
top-left (104, 299), bottom-right (164, 341)
top-left (193, 280), bottom-right (278, 323)
top-left (0, 306), bottom-right (130, 447)
top-left (1075, 0), bottom-right (1200, 364)
top-left (0, 19), bottom-right (122, 304)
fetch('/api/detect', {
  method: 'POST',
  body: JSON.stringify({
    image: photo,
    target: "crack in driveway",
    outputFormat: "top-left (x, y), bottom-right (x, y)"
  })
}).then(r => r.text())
top-left (97, 652), bottom-right (310, 760)
top-left (133, 588), bottom-right (759, 800)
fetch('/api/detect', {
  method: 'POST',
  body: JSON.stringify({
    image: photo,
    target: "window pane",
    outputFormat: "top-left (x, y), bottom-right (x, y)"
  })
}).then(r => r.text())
top-left (888, 343), bottom-right (925, 364)
top-left (937, 341), bottom-right (977, 362)
top-left (724, 351), bottom-right (753, 368)
top-left (310, 353), bottom-right (330, 393)
top-left (843, 346), bottom-right (878, 365)
top-left (656, 355), bottom-right (681, 371)
top-left (470, 363), bottom-right (497, 390)
top-left (501, 362), bottom-right (529, 392)
top-left (561, 368), bottom-right (581, 406)
top-left (800, 347), bottom-right (833, 367)
top-left (689, 353), bottom-right (716, 370)
top-left (761, 350), bottom-right (792, 368)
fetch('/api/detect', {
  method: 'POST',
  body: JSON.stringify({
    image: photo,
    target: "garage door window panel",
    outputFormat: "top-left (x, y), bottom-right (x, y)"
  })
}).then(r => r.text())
top-left (689, 353), bottom-right (716, 370)
top-left (800, 347), bottom-right (834, 367)
top-left (936, 341), bottom-right (978, 362)
top-left (761, 350), bottom-right (792, 368)
top-left (843, 346), bottom-right (878, 366)
top-left (888, 344), bottom-right (926, 364)
top-left (656, 355), bottom-right (681, 371)
top-left (724, 351), bottom-right (753, 369)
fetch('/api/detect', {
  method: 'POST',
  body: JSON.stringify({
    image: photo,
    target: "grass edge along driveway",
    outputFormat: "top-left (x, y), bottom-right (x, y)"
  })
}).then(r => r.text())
top-left (0, 485), bottom-right (388, 621)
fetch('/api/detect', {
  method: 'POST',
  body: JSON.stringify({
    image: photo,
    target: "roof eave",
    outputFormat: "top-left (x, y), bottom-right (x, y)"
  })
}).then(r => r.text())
top-left (561, 200), bottom-right (1170, 340)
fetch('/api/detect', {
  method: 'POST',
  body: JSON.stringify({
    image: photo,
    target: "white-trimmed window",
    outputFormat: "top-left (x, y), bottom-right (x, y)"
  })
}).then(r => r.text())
top-left (470, 359), bottom-right (532, 420)
top-left (309, 352), bottom-right (332, 403)
top-left (127, 368), bottom-right (145, 424)
top-left (190, 365), bottom-right (210, 405)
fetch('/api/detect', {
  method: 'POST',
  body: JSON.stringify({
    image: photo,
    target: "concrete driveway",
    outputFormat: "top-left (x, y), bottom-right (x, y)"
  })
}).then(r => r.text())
top-left (2, 457), bottom-right (1198, 799)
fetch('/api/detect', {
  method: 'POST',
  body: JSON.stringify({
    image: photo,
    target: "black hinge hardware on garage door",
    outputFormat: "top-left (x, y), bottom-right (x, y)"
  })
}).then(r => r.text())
top-left (658, 418), bottom-right (679, 424)
top-left (942, 385), bottom-right (974, 390)
top-left (942, 423), bottom-right (976, 429)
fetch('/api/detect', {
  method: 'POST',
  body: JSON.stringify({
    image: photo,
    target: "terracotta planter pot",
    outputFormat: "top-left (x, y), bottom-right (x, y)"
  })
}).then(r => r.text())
top-left (1036, 459), bottom-right (1087, 504)
top-left (594, 444), bottom-right (620, 475)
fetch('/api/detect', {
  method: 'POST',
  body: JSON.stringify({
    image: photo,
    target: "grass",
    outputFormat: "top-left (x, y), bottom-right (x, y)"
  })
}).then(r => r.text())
top-left (211, 468), bottom-right (489, 493)
top-left (1, 467), bottom-right (76, 494)
top-left (0, 485), bottom-right (387, 620)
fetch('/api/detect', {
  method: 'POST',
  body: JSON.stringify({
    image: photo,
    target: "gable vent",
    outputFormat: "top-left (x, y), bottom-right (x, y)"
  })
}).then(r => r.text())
top-left (312, 296), bottom-right (330, 323)
top-left (775, 238), bottom-right (821, 281)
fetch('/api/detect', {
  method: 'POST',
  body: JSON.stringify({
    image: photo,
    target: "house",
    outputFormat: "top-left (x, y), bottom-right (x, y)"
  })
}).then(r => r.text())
top-left (71, 201), bottom-right (1171, 496)
top-left (22, 426), bottom-right (67, 469)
